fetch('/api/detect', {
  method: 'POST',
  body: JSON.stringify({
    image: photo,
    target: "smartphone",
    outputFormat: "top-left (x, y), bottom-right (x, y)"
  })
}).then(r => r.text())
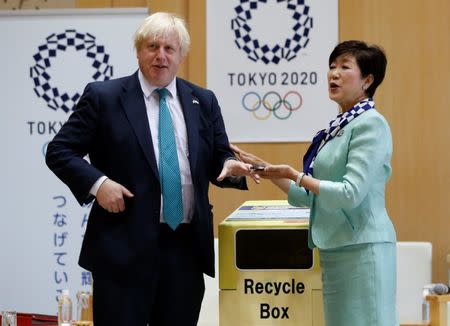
top-left (251, 165), bottom-right (266, 171)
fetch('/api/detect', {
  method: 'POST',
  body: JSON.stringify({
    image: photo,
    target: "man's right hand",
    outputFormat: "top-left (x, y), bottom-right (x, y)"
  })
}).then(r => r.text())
top-left (96, 179), bottom-right (134, 213)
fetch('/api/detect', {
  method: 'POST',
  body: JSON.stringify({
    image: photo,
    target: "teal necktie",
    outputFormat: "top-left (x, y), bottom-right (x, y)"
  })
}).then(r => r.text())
top-left (157, 88), bottom-right (183, 230)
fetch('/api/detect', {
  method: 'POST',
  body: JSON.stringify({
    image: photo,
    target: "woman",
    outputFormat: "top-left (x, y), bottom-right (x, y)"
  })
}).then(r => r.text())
top-left (232, 40), bottom-right (398, 326)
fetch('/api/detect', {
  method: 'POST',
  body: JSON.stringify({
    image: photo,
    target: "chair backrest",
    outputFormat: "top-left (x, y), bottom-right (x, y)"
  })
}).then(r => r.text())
top-left (396, 241), bottom-right (432, 322)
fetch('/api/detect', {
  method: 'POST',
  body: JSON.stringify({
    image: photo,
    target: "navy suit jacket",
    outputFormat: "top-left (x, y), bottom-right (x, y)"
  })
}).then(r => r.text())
top-left (46, 71), bottom-right (246, 279)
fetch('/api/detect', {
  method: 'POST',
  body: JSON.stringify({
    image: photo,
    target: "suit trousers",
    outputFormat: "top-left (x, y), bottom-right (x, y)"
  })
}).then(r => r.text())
top-left (92, 223), bottom-right (205, 326)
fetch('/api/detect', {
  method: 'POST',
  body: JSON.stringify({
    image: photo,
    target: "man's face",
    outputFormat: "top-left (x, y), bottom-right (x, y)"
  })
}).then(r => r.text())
top-left (137, 32), bottom-right (183, 87)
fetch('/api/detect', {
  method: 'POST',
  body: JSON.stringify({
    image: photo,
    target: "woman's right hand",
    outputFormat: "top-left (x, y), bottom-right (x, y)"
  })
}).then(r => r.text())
top-left (260, 164), bottom-right (298, 181)
top-left (230, 144), bottom-right (268, 167)
top-left (230, 144), bottom-right (301, 194)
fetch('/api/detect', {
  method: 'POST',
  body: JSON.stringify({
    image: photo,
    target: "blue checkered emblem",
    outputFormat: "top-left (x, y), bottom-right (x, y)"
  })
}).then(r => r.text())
top-left (232, 0), bottom-right (313, 64)
top-left (30, 29), bottom-right (113, 113)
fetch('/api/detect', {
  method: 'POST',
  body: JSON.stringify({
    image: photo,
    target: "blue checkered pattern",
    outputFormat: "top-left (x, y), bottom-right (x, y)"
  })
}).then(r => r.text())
top-left (231, 0), bottom-right (313, 64)
top-left (321, 99), bottom-right (376, 146)
top-left (303, 98), bottom-right (375, 177)
top-left (30, 29), bottom-right (113, 113)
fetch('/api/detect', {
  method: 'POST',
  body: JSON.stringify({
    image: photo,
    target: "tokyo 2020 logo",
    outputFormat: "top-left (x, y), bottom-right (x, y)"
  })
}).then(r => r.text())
top-left (30, 29), bottom-right (113, 113)
top-left (231, 0), bottom-right (313, 64)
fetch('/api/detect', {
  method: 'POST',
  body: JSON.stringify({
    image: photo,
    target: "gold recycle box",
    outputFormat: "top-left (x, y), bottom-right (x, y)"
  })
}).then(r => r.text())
top-left (219, 200), bottom-right (324, 326)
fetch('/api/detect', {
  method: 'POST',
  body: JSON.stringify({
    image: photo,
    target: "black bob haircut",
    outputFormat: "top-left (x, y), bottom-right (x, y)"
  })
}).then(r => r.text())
top-left (329, 40), bottom-right (387, 98)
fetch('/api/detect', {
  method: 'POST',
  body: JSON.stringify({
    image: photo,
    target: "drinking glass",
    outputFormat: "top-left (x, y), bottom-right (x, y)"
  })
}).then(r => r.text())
top-left (1, 311), bottom-right (17, 326)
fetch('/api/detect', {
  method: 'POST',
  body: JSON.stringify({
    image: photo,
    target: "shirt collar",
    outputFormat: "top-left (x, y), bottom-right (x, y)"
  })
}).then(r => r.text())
top-left (138, 70), bottom-right (177, 100)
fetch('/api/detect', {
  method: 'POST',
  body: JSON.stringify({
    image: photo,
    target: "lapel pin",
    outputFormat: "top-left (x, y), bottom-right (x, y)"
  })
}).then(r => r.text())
top-left (337, 129), bottom-right (344, 137)
top-left (192, 99), bottom-right (199, 105)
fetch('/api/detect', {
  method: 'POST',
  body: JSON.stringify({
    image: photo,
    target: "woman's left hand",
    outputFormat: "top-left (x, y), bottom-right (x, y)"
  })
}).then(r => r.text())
top-left (230, 144), bottom-right (268, 167)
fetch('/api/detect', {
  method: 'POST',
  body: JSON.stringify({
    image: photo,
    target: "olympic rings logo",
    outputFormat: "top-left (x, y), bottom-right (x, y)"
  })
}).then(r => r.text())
top-left (242, 91), bottom-right (303, 120)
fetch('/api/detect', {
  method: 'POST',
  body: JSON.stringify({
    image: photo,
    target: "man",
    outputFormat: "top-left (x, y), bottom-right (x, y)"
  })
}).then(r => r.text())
top-left (46, 12), bottom-right (251, 326)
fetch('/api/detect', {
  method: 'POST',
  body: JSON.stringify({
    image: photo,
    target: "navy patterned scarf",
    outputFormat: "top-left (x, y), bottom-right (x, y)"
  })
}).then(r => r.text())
top-left (303, 98), bottom-right (375, 178)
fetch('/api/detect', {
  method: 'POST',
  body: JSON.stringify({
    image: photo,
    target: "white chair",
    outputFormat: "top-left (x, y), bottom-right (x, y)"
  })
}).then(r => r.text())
top-left (396, 241), bottom-right (432, 323)
top-left (197, 238), bottom-right (219, 326)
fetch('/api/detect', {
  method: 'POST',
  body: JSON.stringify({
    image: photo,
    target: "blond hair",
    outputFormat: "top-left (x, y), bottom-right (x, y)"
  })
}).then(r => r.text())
top-left (134, 12), bottom-right (190, 57)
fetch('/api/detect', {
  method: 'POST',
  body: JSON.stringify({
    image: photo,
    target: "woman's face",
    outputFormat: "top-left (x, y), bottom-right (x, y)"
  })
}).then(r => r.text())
top-left (327, 54), bottom-right (373, 111)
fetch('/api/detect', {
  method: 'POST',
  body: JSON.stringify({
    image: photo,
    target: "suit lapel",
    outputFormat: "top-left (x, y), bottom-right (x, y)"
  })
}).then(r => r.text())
top-left (120, 72), bottom-right (159, 180)
top-left (177, 78), bottom-right (200, 179)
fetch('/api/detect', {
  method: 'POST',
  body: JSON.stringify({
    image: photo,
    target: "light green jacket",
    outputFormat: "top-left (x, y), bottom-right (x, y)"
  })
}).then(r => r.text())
top-left (288, 109), bottom-right (397, 249)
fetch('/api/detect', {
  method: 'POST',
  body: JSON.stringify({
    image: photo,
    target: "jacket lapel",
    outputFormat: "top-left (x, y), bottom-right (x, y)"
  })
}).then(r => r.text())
top-left (120, 72), bottom-right (159, 180)
top-left (177, 78), bottom-right (200, 179)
